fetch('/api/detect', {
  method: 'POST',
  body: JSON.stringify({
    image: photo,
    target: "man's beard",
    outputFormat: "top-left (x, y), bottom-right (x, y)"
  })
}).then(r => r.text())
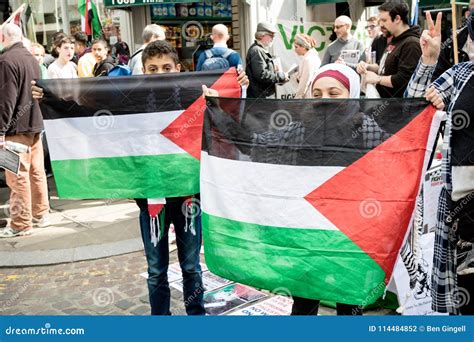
top-left (263, 41), bottom-right (273, 49)
top-left (381, 28), bottom-right (392, 38)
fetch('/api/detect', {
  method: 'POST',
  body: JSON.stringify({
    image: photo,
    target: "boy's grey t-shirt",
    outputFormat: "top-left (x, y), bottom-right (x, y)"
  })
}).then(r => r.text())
top-left (321, 38), bottom-right (365, 66)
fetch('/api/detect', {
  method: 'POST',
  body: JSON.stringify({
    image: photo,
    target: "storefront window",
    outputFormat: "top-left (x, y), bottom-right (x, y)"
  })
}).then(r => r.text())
top-left (150, 0), bottom-right (233, 71)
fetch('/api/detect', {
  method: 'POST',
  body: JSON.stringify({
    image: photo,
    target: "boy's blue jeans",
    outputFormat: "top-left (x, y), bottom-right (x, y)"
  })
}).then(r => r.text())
top-left (136, 198), bottom-right (205, 315)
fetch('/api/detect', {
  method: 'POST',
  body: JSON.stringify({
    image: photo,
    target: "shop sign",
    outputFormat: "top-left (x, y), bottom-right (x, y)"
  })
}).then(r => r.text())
top-left (104, 0), bottom-right (195, 8)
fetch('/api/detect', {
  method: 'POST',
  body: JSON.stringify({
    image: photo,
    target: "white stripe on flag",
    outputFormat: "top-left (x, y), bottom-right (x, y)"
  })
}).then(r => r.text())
top-left (201, 152), bottom-right (342, 230)
top-left (44, 111), bottom-right (185, 161)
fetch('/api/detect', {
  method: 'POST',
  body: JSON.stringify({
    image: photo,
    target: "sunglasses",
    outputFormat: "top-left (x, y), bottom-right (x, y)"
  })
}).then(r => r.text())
top-left (333, 24), bottom-right (347, 30)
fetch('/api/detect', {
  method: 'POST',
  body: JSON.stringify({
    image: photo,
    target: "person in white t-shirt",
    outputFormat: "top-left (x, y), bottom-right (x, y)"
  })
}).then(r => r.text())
top-left (47, 36), bottom-right (77, 79)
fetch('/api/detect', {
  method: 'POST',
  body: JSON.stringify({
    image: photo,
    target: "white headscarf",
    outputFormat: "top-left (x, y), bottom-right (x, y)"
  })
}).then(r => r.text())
top-left (310, 63), bottom-right (361, 99)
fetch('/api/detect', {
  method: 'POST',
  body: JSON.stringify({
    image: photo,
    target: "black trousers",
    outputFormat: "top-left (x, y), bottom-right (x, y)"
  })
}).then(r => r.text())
top-left (291, 296), bottom-right (362, 316)
top-left (456, 209), bottom-right (474, 316)
top-left (457, 274), bottom-right (474, 315)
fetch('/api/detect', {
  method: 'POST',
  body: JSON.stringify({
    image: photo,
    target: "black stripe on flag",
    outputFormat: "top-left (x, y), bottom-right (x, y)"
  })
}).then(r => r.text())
top-left (203, 97), bottom-right (431, 168)
top-left (38, 71), bottom-right (227, 120)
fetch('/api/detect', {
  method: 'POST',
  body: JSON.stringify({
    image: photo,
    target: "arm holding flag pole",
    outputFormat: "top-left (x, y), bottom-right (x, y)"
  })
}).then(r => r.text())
top-left (0, 4), bottom-right (26, 29)
top-left (0, 4), bottom-right (35, 44)
top-left (0, 4), bottom-right (26, 42)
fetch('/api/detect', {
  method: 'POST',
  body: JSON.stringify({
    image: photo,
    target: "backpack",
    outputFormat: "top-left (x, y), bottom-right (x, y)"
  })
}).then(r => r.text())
top-left (201, 49), bottom-right (234, 71)
top-left (93, 59), bottom-right (117, 77)
top-left (129, 48), bottom-right (144, 62)
top-left (108, 64), bottom-right (132, 77)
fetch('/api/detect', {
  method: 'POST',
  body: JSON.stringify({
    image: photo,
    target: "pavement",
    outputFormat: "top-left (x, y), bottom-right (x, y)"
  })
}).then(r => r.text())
top-left (0, 174), bottom-right (395, 316)
top-left (0, 248), bottom-right (395, 316)
top-left (0, 176), bottom-right (143, 267)
top-left (0, 174), bottom-right (184, 315)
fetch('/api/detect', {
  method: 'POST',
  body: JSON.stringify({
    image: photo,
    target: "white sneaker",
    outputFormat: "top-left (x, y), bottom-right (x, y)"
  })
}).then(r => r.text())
top-left (0, 227), bottom-right (33, 238)
top-left (32, 215), bottom-right (50, 228)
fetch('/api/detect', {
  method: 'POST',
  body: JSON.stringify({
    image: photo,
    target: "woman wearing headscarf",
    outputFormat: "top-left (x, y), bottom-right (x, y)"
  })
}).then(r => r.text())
top-left (293, 63), bottom-right (392, 316)
top-left (202, 64), bottom-right (389, 315)
top-left (307, 63), bottom-right (360, 99)
top-left (294, 34), bottom-right (321, 99)
top-left (291, 63), bottom-right (363, 315)
top-left (306, 63), bottom-right (390, 150)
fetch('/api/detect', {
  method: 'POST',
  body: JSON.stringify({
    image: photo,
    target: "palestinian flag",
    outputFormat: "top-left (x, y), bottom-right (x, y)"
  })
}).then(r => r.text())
top-left (0, 4), bottom-right (25, 39)
top-left (12, 9), bottom-right (22, 28)
top-left (78, 0), bottom-right (102, 39)
top-left (37, 69), bottom-right (240, 199)
top-left (201, 97), bottom-right (443, 304)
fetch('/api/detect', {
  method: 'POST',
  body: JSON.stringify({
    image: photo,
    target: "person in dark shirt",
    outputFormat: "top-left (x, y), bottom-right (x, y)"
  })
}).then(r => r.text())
top-left (0, 23), bottom-right (50, 238)
top-left (102, 21), bottom-right (130, 65)
top-left (433, 0), bottom-right (474, 79)
top-left (362, 0), bottom-right (421, 98)
top-left (91, 39), bottom-right (116, 77)
top-left (72, 31), bottom-right (91, 64)
top-left (371, 25), bottom-right (392, 65)
top-left (357, 25), bottom-right (393, 77)
top-left (405, 11), bottom-right (474, 315)
top-left (245, 22), bottom-right (288, 99)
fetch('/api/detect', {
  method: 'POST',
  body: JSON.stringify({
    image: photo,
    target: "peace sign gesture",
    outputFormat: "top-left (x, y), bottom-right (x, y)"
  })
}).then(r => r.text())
top-left (420, 11), bottom-right (443, 65)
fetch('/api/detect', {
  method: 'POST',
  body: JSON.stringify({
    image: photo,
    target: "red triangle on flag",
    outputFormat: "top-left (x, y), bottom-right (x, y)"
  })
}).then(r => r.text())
top-left (13, 13), bottom-right (21, 27)
top-left (161, 69), bottom-right (241, 160)
top-left (305, 106), bottom-right (437, 283)
top-left (148, 203), bottom-right (164, 218)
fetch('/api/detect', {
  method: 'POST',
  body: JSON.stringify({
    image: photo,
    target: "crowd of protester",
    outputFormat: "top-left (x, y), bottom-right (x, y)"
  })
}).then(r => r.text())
top-left (0, 0), bottom-right (472, 316)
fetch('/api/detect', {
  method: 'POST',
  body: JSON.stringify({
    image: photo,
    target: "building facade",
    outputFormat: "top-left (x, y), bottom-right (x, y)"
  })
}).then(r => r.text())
top-left (2, 0), bottom-right (467, 71)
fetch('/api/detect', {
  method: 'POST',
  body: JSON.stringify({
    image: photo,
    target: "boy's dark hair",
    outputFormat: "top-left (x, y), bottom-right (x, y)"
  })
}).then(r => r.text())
top-left (50, 32), bottom-right (66, 57)
top-left (378, 0), bottom-right (410, 25)
top-left (141, 40), bottom-right (180, 67)
top-left (52, 31), bottom-right (66, 42)
top-left (91, 39), bottom-right (110, 50)
top-left (56, 36), bottom-right (75, 49)
top-left (73, 31), bottom-right (88, 46)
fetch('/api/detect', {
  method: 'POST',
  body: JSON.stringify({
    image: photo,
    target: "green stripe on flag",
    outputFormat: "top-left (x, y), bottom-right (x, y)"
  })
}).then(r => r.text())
top-left (202, 213), bottom-right (386, 305)
top-left (78, 0), bottom-right (102, 39)
top-left (52, 154), bottom-right (199, 199)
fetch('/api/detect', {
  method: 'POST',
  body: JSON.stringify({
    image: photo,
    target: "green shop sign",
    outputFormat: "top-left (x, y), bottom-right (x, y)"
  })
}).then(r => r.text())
top-left (104, 0), bottom-right (195, 8)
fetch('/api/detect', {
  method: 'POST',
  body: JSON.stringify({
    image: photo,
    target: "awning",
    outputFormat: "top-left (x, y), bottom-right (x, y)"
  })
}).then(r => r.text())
top-left (306, 0), bottom-right (346, 4)
top-left (306, 0), bottom-right (471, 6)
top-left (306, 0), bottom-right (387, 5)
top-left (104, 0), bottom-right (195, 8)
top-left (419, 0), bottom-right (470, 6)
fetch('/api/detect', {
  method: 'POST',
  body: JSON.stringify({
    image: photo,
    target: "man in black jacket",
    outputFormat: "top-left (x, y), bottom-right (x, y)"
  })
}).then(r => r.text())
top-left (363, 0), bottom-right (421, 98)
top-left (245, 22), bottom-right (288, 99)
top-left (0, 23), bottom-right (50, 238)
top-left (356, 25), bottom-right (392, 78)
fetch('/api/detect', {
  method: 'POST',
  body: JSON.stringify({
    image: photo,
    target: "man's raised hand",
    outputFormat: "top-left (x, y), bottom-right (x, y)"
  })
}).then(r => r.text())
top-left (420, 12), bottom-right (442, 65)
